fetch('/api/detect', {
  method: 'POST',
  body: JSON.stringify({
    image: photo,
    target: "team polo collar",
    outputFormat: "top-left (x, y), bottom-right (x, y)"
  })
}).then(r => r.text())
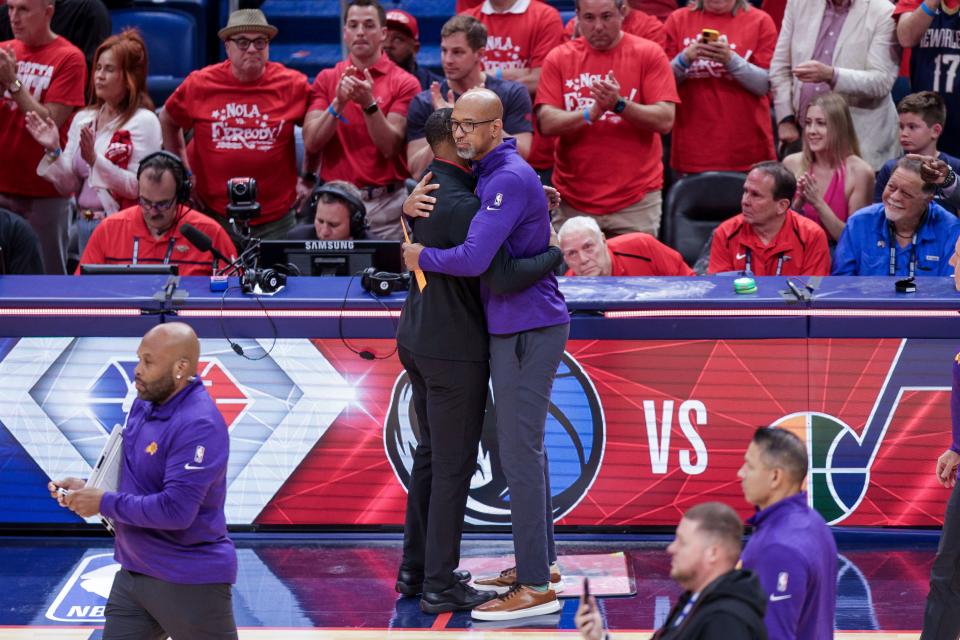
top-left (144, 377), bottom-right (204, 421)
top-left (748, 491), bottom-right (809, 528)
top-left (475, 137), bottom-right (518, 177)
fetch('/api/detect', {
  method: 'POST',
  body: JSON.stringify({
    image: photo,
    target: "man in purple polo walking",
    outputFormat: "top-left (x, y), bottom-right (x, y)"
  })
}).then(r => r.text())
top-left (403, 88), bottom-right (569, 621)
top-left (50, 322), bottom-right (238, 640)
top-left (737, 426), bottom-right (837, 640)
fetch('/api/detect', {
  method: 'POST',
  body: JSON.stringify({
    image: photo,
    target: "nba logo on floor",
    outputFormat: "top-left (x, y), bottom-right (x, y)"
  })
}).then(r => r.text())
top-left (384, 352), bottom-right (606, 525)
top-left (45, 552), bottom-right (119, 622)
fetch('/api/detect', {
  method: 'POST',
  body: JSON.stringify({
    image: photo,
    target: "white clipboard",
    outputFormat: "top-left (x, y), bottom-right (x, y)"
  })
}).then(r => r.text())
top-left (87, 423), bottom-right (124, 534)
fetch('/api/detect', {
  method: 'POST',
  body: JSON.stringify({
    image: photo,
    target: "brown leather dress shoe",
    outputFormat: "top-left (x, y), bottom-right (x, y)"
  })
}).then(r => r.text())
top-left (473, 565), bottom-right (564, 593)
top-left (470, 584), bottom-right (562, 621)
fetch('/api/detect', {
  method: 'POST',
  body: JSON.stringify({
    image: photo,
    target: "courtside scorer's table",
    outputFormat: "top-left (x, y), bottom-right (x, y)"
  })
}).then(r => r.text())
top-left (0, 275), bottom-right (958, 338)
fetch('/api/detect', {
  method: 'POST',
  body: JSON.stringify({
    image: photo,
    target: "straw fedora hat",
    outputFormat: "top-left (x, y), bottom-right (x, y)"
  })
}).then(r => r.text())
top-left (218, 9), bottom-right (278, 41)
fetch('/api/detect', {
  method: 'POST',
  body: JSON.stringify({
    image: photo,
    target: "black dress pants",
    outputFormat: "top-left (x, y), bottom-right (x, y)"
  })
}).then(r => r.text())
top-left (398, 346), bottom-right (489, 592)
top-left (922, 476), bottom-right (960, 640)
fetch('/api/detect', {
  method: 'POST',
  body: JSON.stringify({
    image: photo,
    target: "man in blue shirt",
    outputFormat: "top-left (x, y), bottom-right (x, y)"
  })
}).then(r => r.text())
top-left (403, 88), bottom-right (569, 621)
top-left (833, 156), bottom-right (960, 276)
top-left (738, 427), bottom-right (837, 640)
top-left (50, 322), bottom-right (237, 640)
top-left (405, 15), bottom-right (533, 179)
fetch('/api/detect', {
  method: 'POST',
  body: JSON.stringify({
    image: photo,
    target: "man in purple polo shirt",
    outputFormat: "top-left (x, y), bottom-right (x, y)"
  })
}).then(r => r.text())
top-left (402, 88), bottom-right (569, 621)
top-left (919, 353), bottom-right (960, 640)
top-left (737, 426), bottom-right (837, 640)
top-left (50, 322), bottom-right (238, 640)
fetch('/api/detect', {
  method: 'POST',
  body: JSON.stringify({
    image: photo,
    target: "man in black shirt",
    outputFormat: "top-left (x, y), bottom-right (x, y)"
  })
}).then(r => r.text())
top-left (395, 107), bottom-right (560, 615)
top-left (576, 502), bottom-right (767, 640)
top-left (0, 207), bottom-right (43, 274)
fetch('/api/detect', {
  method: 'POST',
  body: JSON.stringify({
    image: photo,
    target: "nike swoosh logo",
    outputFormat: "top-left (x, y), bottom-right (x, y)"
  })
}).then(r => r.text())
top-left (486, 207), bottom-right (500, 211)
top-left (184, 464), bottom-right (205, 470)
top-left (769, 594), bottom-right (792, 602)
top-left (736, 253), bottom-right (747, 260)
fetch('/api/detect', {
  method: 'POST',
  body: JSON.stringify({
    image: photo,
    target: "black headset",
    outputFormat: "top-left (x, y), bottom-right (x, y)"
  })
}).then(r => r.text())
top-left (310, 183), bottom-right (368, 240)
top-left (137, 150), bottom-right (193, 204)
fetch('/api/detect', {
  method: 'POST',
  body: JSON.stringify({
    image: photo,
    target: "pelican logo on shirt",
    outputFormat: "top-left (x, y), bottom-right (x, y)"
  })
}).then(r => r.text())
top-left (175, 244), bottom-right (189, 253)
top-left (145, 441), bottom-right (158, 456)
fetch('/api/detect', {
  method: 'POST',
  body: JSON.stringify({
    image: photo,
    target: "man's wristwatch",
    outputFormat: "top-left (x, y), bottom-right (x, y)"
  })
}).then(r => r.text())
top-left (364, 100), bottom-right (379, 115)
top-left (8, 79), bottom-right (22, 94)
top-left (613, 97), bottom-right (627, 114)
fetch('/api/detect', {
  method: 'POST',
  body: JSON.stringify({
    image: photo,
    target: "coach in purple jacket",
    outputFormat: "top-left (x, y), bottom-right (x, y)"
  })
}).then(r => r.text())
top-left (51, 322), bottom-right (238, 640)
top-left (403, 88), bottom-right (569, 621)
top-left (738, 427), bottom-right (837, 640)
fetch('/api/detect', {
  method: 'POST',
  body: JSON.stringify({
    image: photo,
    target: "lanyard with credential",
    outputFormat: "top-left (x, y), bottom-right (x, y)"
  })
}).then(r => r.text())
top-left (888, 234), bottom-right (917, 278)
top-left (744, 247), bottom-right (785, 276)
top-left (131, 237), bottom-right (177, 265)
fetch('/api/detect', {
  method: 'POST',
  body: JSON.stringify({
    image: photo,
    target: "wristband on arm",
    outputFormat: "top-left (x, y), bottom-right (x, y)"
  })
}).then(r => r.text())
top-left (327, 104), bottom-right (349, 124)
top-left (920, 1), bottom-right (938, 17)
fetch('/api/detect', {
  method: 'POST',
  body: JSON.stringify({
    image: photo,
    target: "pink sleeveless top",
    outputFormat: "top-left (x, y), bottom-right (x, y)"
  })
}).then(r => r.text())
top-left (800, 161), bottom-right (849, 227)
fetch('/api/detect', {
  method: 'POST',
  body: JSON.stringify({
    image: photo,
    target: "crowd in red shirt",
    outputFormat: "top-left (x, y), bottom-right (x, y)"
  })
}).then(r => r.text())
top-left (2, 0), bottom-right (946, 278)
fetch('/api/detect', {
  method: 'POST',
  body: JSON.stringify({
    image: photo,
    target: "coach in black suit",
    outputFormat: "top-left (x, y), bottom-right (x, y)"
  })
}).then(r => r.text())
top-left (394, 108), bottom-right (560, 614)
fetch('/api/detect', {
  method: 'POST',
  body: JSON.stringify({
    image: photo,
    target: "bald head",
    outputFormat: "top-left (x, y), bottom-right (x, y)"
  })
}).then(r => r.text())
top-left (135, 323), bottom-right (200, 404)
top-left (451, 88), bottom-right (504, 161)
top-left (457, 88), bottom-right (504, 120)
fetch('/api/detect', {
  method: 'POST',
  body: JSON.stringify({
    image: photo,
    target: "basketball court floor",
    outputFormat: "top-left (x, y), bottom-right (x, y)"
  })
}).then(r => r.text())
top-left (0, 531), bottom-right (937, 639)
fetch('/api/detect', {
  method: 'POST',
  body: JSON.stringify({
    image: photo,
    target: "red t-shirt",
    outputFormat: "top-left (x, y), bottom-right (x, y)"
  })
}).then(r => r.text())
top-left (564, 9), bottom-right (667, 49)
top-left (664, 8), bottom-right (777, 173)
top-left (466, 0), bottom-right (565, 170)
top-left (564, 232), bottom-right (695, 276)
top-left (707, 210), bottom-right (831, 275)
top-left (466, 0), bottom-right (565, 71)
top-left (0, 36), bottom-right (86, 198)
top-left (163, 61), bottom-right (310, 226)
top-left (308, 53), bottom-right (420, 187)
top-left (456, 0), bottom-right (485, 12)
top-left (78, 205), bottom-right (238, 276)
top-left (761, 0), bottom-right (787, 31)
top-left (535, 34), bottom-right (679, 213)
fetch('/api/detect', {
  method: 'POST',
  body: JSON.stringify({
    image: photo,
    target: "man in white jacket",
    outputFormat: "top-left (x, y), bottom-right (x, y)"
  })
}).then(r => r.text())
top-left (770, 0), bottom-right (900, 170)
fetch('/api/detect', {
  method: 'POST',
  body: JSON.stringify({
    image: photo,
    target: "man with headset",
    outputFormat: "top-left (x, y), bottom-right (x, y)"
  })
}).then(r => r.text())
top-left (77, 151), bottom-right (236, 275)
top-left (288, 180), bottom-right (368, 241)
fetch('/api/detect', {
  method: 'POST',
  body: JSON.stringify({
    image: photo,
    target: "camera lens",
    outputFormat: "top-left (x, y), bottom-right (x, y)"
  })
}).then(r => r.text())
top-left (234, 182), bottom-right (247, 196)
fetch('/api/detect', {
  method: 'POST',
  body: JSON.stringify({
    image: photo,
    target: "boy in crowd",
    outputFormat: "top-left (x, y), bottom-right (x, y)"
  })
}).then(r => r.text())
top-left (875, 92), bottom-right (960, 214)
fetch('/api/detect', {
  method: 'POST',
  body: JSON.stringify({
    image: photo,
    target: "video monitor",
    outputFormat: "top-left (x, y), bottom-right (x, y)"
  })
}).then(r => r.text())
top-left (258, 240), bottom-right (403, 276)
top-left (79, 264), bottom-right (179, 275)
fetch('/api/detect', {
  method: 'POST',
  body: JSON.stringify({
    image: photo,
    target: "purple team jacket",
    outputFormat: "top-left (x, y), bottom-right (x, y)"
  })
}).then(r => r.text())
top-left (740, 492), bottom-right (837, 640)
top-left (952, 354), bottom-right (960, 455)
top-left (100, 378), bottom-right (237, 585)
top-left (418, 138), bottom-right (569, 335)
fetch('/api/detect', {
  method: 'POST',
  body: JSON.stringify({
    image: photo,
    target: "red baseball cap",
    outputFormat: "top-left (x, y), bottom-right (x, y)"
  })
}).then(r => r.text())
top-left (385, 9), bottom-right (419, 41)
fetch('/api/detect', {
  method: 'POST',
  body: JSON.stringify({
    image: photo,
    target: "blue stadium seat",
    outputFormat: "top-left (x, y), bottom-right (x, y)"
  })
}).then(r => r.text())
top-left (111, 8), bottom-right (199, 106)
top-left (133, 0), bottom-right (213, 63)
top-left (559, 10), bottom-right (575, 27)
top-left (268, 43), bottom-right (344, 79)
top-left (396, 0), bottom-right (455, 44)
